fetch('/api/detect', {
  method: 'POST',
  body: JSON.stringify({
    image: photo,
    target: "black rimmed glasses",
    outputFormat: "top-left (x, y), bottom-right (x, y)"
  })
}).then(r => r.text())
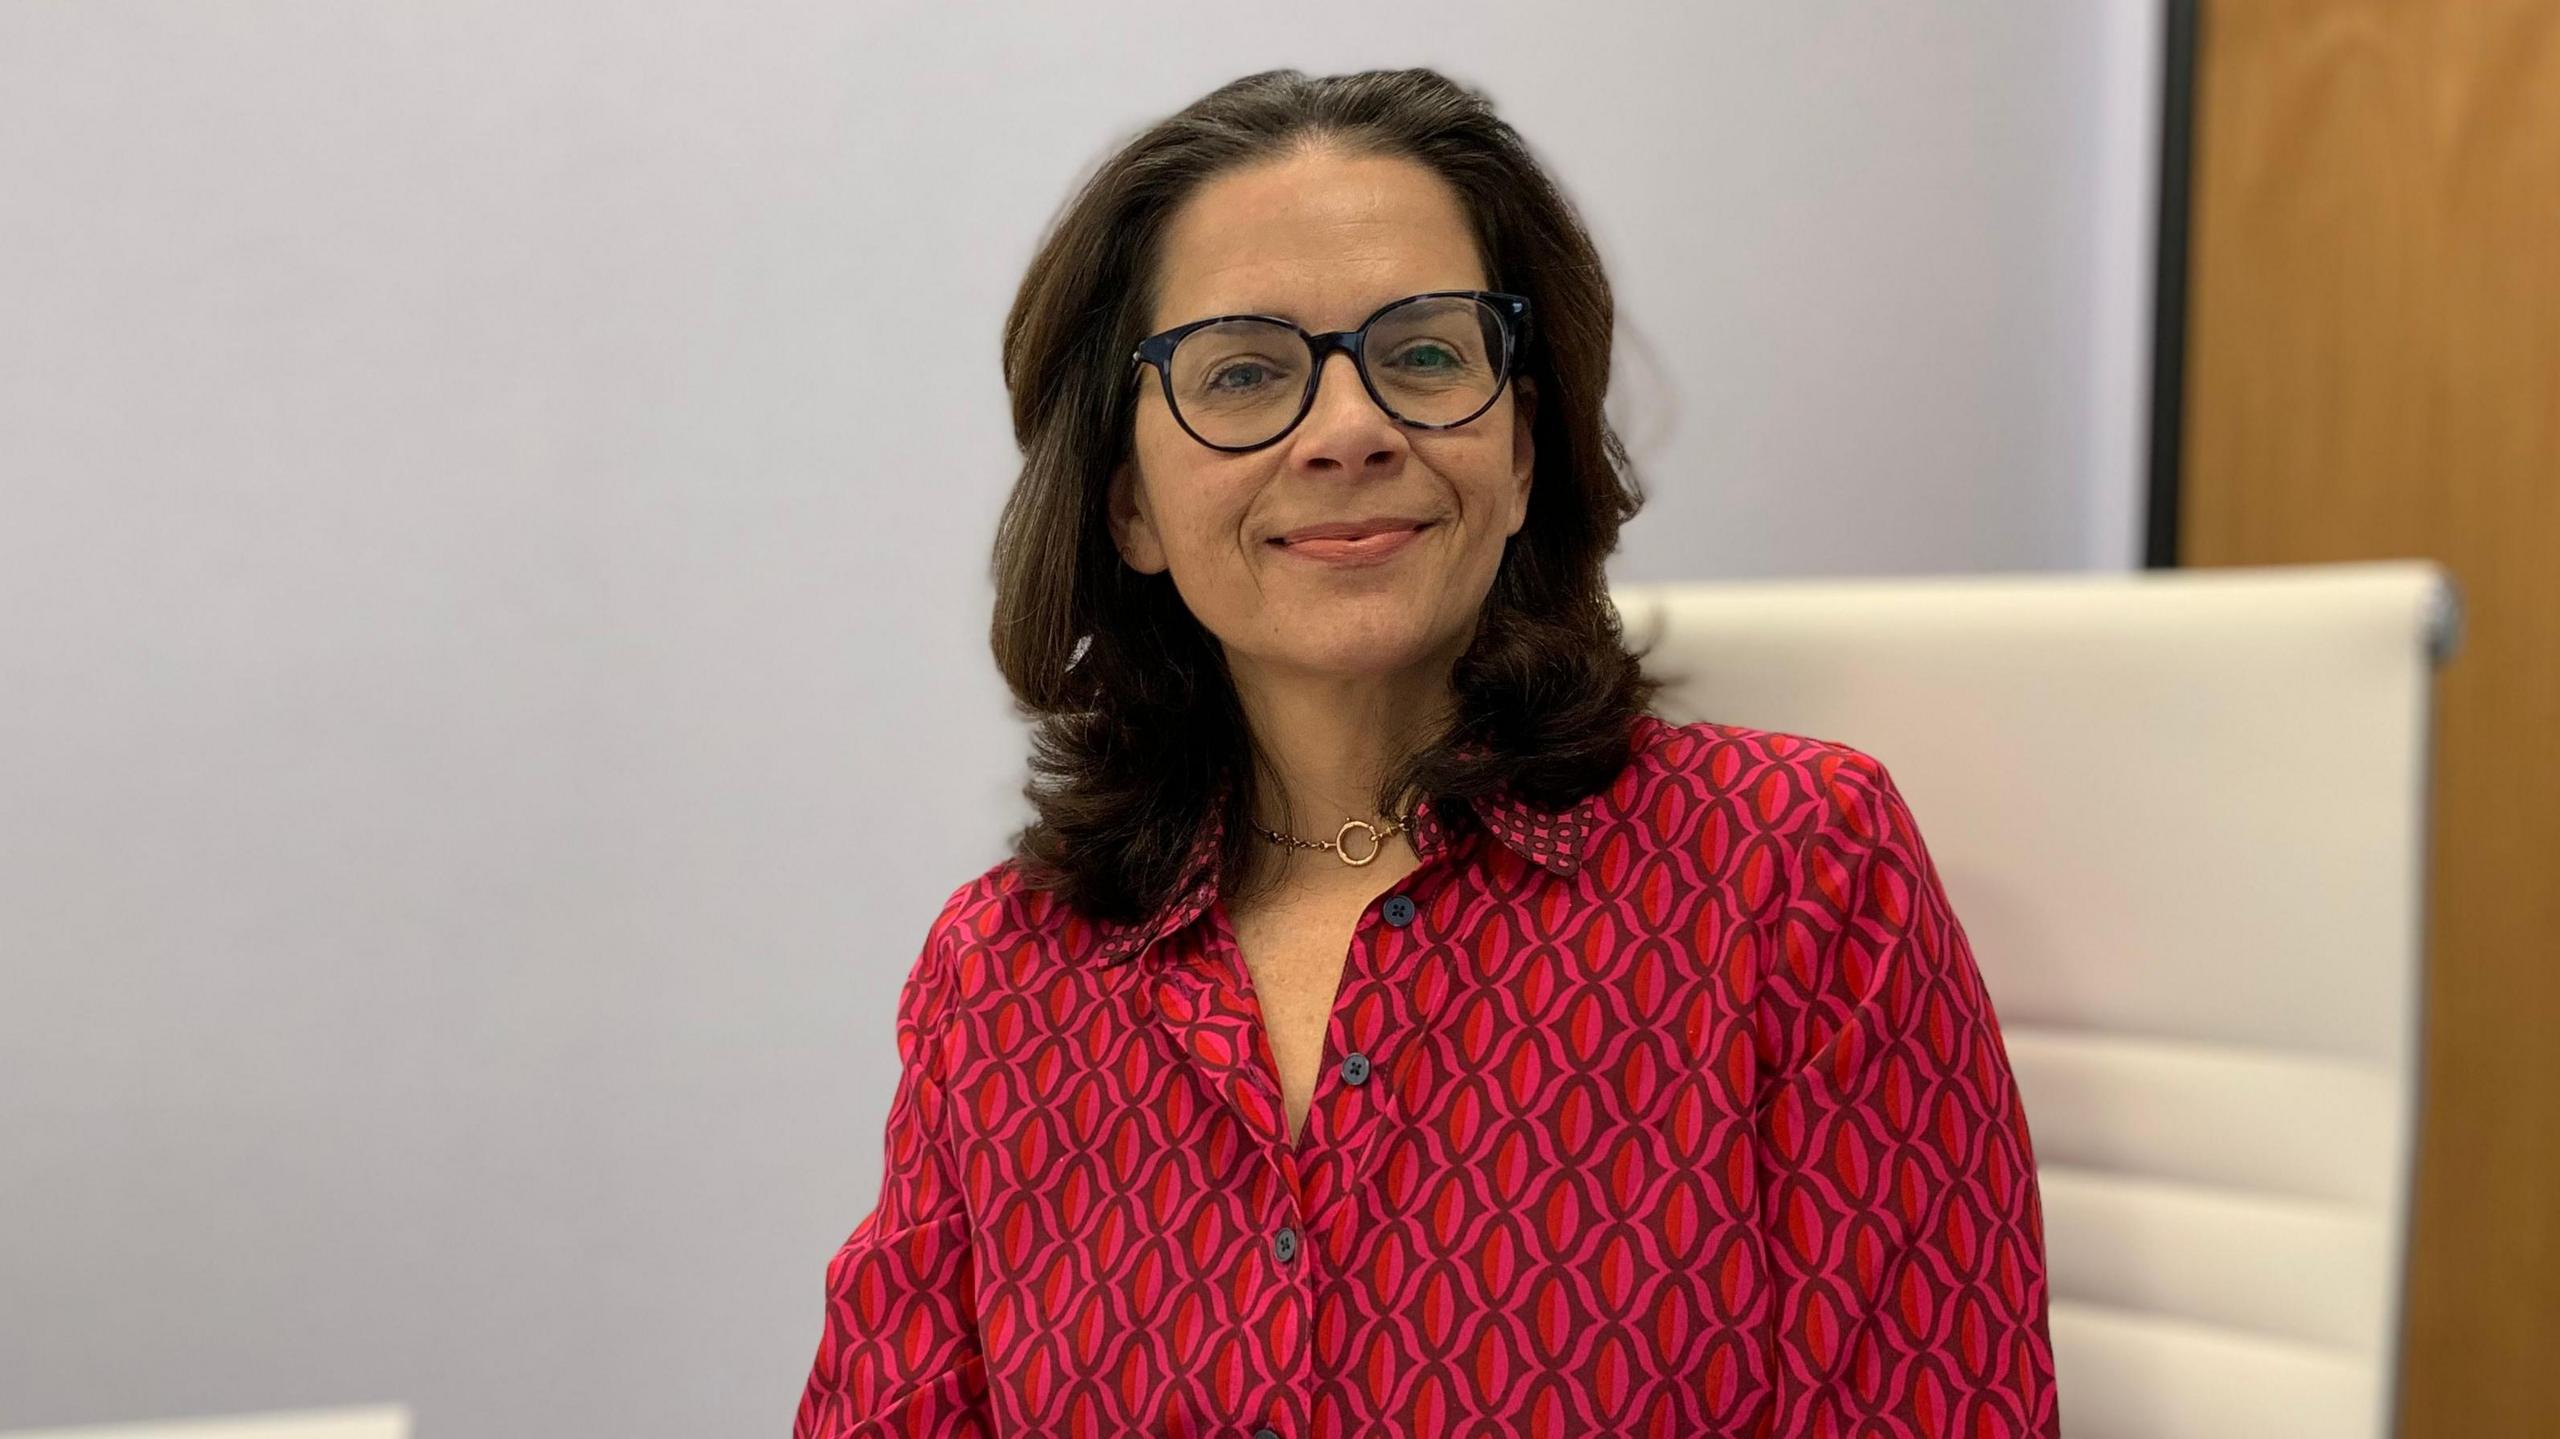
top-left (1130, 289), bottom-right (1532, 452)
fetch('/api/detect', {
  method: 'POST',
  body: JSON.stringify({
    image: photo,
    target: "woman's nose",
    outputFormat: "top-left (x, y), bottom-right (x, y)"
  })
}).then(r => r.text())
top-left (1292, 351), bottom-right (1402, 465)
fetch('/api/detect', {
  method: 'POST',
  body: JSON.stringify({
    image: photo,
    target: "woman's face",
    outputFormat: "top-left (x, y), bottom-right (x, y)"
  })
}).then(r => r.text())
top-left (1109, 148), bottom-right (1535, 693)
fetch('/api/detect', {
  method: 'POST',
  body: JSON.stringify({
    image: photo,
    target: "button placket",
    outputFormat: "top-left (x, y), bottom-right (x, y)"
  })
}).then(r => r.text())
top-left (1261, 1191), bottom-right (1310, 1439)
top-left (1257, 872), bottom-right (1451, 1439)
top-left (1297, 878), bottom-right (1433, 1227)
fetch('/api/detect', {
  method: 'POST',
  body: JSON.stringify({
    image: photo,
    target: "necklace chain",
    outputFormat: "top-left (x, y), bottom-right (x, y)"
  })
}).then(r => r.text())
top-left (1249, 813), bottom-right (1409, 867)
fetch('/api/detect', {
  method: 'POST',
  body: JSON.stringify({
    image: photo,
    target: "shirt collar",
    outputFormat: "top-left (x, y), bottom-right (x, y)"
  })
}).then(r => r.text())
top-left (1087, 774), bottom-right (1598, 969)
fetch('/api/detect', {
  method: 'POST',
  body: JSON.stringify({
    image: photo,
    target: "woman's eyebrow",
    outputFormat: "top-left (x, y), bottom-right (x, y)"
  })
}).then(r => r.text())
top-left (1186, 301), bottom-right (1301, 323)
top-left (1197, 292), bottom-right (1384, 323)
top-left (1174, 288), bottom-right (1458, 330)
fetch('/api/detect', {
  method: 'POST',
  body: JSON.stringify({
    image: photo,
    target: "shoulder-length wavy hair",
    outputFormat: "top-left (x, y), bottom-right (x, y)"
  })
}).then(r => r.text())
top-left (991, 65), bottom-right (1662, 926)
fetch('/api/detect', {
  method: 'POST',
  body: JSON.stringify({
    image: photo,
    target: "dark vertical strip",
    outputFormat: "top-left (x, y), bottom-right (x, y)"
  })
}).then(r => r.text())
top-left (2145, 0), bottom-right (2201, 568)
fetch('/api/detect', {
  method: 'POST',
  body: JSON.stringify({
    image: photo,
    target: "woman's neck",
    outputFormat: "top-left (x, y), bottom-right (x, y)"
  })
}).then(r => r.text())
top-left (1230, 659), bottom-right (1454, 848)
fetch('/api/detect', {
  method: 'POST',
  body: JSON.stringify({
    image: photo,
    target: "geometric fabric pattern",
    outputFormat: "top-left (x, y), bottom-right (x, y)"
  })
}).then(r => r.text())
top-left (796, 713), bottom-right (2059, 1436)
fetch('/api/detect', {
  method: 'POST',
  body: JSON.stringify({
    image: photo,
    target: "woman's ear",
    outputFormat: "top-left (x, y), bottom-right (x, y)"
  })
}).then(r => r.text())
top-left (1106, 458), bottom-right (1168, 574)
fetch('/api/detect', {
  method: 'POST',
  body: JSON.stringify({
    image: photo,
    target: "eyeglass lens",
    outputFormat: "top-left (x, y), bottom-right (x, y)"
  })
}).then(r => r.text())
top-left (1166, 295), bottom-right (1510, 448)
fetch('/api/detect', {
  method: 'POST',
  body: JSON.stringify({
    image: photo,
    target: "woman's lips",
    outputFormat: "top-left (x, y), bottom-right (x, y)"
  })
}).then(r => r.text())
top-left (1273, 524), bottom-right (1431, 564)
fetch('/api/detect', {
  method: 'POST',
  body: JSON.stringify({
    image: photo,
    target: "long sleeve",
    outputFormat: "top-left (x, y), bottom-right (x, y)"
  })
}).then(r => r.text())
top-left (1754, 749), bottom-right (2059, 1437)
top-left (795, 898), bottom-right (991, 1439)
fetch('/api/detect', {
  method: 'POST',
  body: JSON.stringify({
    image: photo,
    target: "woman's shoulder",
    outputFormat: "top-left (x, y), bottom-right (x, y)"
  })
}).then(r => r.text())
top-left (1607, 711), bottom-right (1919, 878)
top-left (912, 851), bottom-right (1069, 954)
top-left (899, 849), bottom-right (1131, 1002)
top-left (1622, 710), bottom-right (1900, 799)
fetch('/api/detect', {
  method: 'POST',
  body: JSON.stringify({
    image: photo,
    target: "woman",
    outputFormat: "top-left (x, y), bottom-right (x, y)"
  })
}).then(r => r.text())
top-left (798, 67), bottom-right (2057, 1439)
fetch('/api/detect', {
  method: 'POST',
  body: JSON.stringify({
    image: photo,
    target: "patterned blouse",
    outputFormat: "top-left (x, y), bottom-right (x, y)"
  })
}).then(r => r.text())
top-left (795, 713), bottom-right (2059, 1437)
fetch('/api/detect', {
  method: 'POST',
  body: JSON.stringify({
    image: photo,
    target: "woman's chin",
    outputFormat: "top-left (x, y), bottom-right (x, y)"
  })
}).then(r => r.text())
top-left (1240, 621), bottom-right (1460, 682)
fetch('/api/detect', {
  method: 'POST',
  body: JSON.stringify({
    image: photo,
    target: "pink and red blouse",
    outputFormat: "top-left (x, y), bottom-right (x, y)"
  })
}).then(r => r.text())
top-left (796, 712), bottom-right (2059, 1437)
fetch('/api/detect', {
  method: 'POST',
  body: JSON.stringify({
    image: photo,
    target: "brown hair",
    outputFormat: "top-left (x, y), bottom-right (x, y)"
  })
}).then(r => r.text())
top-left (991, 65), bottom-right (1662, 925)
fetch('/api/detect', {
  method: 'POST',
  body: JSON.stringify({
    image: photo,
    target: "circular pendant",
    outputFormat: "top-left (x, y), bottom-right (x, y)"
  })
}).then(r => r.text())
top-left (1334, 818), bottom-right (1383, 866)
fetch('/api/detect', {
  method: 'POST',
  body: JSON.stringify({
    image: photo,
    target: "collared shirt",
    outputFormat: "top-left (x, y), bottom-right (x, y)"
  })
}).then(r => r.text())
top-left (795, 713), bottom-right (2059, 1438)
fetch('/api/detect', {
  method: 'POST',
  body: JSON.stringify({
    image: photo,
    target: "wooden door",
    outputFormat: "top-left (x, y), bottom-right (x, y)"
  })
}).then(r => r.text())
top-left (2180, 2), bottom-right (2560, 1433)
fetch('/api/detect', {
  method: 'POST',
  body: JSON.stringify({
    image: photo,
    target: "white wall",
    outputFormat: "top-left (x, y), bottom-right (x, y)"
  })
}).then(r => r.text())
top-left (0, 2), bottom-right (2159, 1433)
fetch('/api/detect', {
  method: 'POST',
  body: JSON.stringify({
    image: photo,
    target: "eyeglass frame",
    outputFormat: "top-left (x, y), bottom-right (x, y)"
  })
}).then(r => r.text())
top-left (1127, 289), bottom-right (1534, 453)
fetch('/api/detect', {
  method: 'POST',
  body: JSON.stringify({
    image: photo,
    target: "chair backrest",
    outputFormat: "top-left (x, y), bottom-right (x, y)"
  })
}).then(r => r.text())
top-left (1612, 560), bottom-right (2454, 1439)
top-left (0, 1408), bottom-right (410, 1439)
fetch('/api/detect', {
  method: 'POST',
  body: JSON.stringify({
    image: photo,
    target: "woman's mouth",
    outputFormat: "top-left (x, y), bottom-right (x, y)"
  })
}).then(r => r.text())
top-left (1270, 521), bottom-right (1435, 565)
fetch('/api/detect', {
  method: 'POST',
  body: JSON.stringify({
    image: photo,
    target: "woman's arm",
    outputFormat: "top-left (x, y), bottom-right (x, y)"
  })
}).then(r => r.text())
top-left (795, 896), bottom-right (992, 1439)
top-left (1756, 748), bottom-right (2060, 1436)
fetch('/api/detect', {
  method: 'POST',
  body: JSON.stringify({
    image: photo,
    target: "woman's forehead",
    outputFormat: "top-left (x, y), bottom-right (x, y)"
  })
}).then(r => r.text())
top-left (1149, 153), bottom-right (1485, 331)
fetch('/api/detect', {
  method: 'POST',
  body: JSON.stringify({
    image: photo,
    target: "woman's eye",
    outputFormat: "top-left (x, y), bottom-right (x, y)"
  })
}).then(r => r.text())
top-left (1394, 343), bottom-right (1459, 370)
top-left (1208, 363), bottom-right (1270, 391)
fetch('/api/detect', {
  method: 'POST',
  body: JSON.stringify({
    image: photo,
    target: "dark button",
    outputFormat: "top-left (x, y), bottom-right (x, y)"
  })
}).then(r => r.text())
top-left (1339, 1052), bottom-right (1372, 1086)
top-left (1252, 1429), bottom-right (1282, 1439)
top-left (1273, 1226), bottom-right (1299, 1264)
top-left (1380, 894), bottom-right (1417, 927)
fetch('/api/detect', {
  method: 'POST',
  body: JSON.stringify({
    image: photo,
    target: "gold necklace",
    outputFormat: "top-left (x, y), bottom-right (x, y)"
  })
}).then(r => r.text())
top-left (1248, 813), bottom-right (1408, 867)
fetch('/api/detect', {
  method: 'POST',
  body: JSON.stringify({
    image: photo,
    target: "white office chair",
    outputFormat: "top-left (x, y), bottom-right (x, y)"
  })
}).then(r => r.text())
top-left (1613, 560), bottom-right (2455, 1439)
top-left (0, 1408), bottom-right (409, 1439)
